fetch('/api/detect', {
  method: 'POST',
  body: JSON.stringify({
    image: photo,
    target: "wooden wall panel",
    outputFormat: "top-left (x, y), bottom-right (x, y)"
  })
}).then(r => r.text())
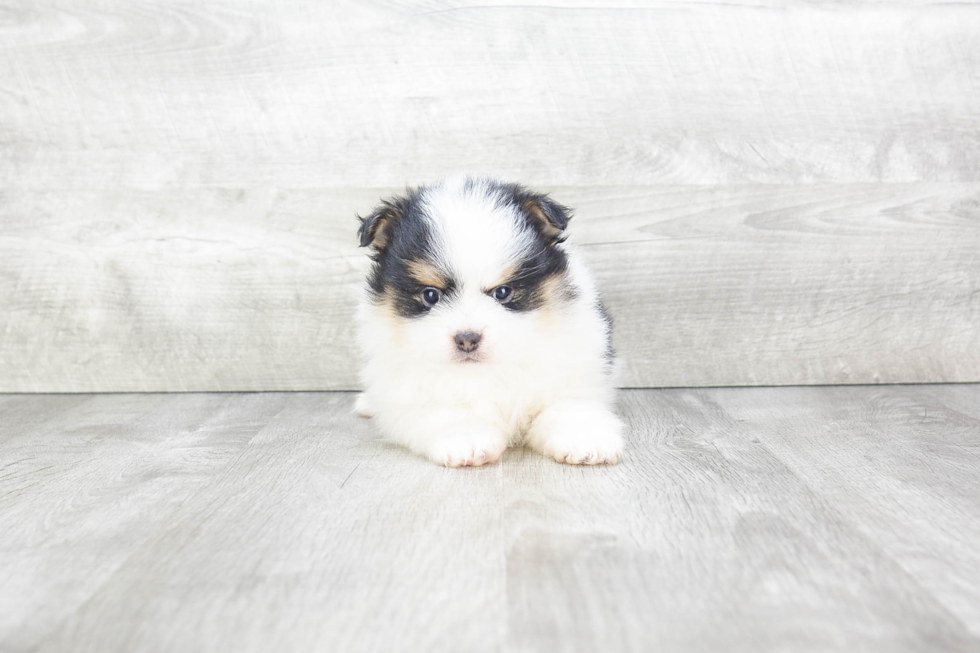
top-left (0, 1), bottom-right (978, 188)
top-left (1, 1), bottom-right (979, 390)
top-left (1, 185), bottom-right (976, 391)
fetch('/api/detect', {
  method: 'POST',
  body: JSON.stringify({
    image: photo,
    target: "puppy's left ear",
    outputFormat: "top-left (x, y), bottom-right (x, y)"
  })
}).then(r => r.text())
top-left (521, 192), bottom-right (572, 245)
top-left (357, 196), bottom-right (409, 250)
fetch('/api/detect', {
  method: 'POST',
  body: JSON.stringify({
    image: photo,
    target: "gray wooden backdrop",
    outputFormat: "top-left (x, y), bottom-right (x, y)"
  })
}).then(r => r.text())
top-left (1, 0), bottom-right (978, 392)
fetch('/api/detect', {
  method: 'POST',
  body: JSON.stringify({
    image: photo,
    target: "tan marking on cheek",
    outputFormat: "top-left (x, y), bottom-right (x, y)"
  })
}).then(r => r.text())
top-left (539, 274), bottom-right (571, 305)
top-left (407, 260), bottom-right (448, 288)
top-left (378, 288), bottom-right (407, 348)
top-left (526, 273), bottom-right (573, 328)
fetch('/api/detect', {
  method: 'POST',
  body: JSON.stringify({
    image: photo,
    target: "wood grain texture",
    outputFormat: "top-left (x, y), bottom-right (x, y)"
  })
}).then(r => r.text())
top-left (0, 392), bottom-right (292, 651)
top-left (1, 1), bottom-right (978, 187)
top-left (1, 385), bottom-right (979, 651)
top-left (0, 188), bottom-right (374, 392)
top-left (712, 384), bottom-right (980, 637)
top-left (505, 387), bottom-right (980, 651)
top-left (3, 393), bottom-right (506, 653)
top-left (1, 185), bottom-right (977, 391)
top-left (2, 0), bottom-right (979, 390)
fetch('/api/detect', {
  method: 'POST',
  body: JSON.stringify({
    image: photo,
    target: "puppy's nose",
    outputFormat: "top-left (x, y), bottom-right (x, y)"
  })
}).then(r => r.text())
top-left (454, 331), bottom-right (482, 353)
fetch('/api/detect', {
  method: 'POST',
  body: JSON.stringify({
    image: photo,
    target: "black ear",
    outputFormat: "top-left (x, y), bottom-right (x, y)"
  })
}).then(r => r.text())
top-left (520, 192), bottom-right (572, 244)
top-left (357, 196), bottom-right (410, 249)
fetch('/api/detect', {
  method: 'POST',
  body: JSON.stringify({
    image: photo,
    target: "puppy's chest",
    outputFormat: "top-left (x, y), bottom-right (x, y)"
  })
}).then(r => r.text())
top-left (439, 368), bottom-right (556, 425)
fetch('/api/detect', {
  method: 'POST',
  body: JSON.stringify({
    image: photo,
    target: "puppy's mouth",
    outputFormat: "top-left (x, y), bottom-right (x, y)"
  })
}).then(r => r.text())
top-left (454, 351), bottom-right (485, 364)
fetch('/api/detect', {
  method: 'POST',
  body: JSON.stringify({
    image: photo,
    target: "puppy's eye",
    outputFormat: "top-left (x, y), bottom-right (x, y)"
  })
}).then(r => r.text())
top-left (491, 285), bottom-right (513, 304)
top-left (420, 287), bottom-right (442, 307)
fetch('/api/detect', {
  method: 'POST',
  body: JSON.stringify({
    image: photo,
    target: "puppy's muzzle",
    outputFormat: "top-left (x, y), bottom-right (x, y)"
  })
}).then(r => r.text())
top-left (454, 331), bottom-right (482, 353)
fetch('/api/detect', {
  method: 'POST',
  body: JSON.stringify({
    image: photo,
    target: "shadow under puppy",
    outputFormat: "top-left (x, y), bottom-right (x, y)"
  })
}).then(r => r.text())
top-left (354, 176), bottom-right (623, 467)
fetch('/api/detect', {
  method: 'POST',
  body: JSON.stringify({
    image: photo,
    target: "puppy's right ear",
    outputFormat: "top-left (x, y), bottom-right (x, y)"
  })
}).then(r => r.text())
top-left (357, 197), bottom-right (408, 250)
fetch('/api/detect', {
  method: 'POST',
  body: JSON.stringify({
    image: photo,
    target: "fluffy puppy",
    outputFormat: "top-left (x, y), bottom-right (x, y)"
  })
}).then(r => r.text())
top-left (354, 176), bottom-right (623, 467)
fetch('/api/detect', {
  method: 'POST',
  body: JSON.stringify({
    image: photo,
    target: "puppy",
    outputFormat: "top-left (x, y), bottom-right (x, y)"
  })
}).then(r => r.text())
top-left (354, 176), bottom-right (623, 467)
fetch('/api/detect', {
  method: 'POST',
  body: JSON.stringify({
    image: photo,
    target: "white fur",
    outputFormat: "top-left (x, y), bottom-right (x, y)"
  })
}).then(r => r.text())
top-left (355, 178), bottom-right (624, 467)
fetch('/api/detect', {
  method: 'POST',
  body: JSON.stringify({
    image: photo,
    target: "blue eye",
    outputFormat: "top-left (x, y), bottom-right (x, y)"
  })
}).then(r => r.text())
top-left (492, 285), bottom-right (513, 304)
top-left (421, 287), bottom-right (441, 307)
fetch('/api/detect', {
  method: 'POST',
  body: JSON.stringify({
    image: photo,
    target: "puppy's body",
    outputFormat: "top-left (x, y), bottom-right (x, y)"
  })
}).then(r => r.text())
top-left (355, 177), bottom-right (623, 467)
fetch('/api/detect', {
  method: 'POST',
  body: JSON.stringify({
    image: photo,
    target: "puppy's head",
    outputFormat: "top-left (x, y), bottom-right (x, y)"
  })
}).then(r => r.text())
top-left (358, 177), bottom-right (576, 365)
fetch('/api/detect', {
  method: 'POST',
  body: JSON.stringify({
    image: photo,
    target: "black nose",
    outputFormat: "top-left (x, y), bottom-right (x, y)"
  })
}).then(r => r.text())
top-left (454, 331), bottom-right (482, 353)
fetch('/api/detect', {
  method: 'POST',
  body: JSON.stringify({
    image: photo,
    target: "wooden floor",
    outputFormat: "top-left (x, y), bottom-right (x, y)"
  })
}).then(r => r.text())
top-left (2, 385), bottom-right (979, 652)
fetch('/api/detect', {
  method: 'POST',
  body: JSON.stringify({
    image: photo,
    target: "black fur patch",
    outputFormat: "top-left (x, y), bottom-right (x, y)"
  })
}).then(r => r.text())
top-left (500, 239), bottom-right (573, 312)
top-left (493, 182), bottom-right (572, 245)
top-left (596, 299), bottom-right (615, 364)
top-left (357, 190), bottom-right (418, 250)
top-left (491, 182), bottom-right (574, 312)
top-left (359, 187), bottom-right (458, 318)
top-left (358, 179), bottom-right (576, 318)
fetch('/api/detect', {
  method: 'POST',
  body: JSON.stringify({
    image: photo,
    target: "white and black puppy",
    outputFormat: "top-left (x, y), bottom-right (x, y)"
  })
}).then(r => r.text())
top-left (354, 176), bottom-right (623, 467)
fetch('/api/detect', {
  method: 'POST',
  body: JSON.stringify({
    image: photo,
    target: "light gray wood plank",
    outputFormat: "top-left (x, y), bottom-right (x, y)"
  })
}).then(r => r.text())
top-left (711, 384), bottom-right (980, 637)
top-left (503, 389), bottom-right (979, 652)
top-left (0, 394), bottom-right (94, 442)
top-left (0, 188), bottom-right (375, 392)
top-left (4, 388), bottom-right (979, 651)
top-left (578, 185), bottom-right (980, 387)
top-left (0, 1), bottom-right (978, 188)
top-left (3, 0), bottom-right (979, 391)
top-left (29, 393), bottom-right (506, 653)
top-left (2, 185), bottom-right (977, 391)
top-left (0, 392), bottom-right (291, 651)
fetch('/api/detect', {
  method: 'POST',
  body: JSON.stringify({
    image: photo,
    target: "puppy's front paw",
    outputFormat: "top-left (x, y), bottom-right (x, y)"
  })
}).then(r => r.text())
top-left (545, 430), bottom-right (622, 465)
top-left (352, 393), bottom-right (373, 418)
top-left (528, 404), bottom-right (624, 465)
top-left (427, 431), bottom-right (507, 468)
